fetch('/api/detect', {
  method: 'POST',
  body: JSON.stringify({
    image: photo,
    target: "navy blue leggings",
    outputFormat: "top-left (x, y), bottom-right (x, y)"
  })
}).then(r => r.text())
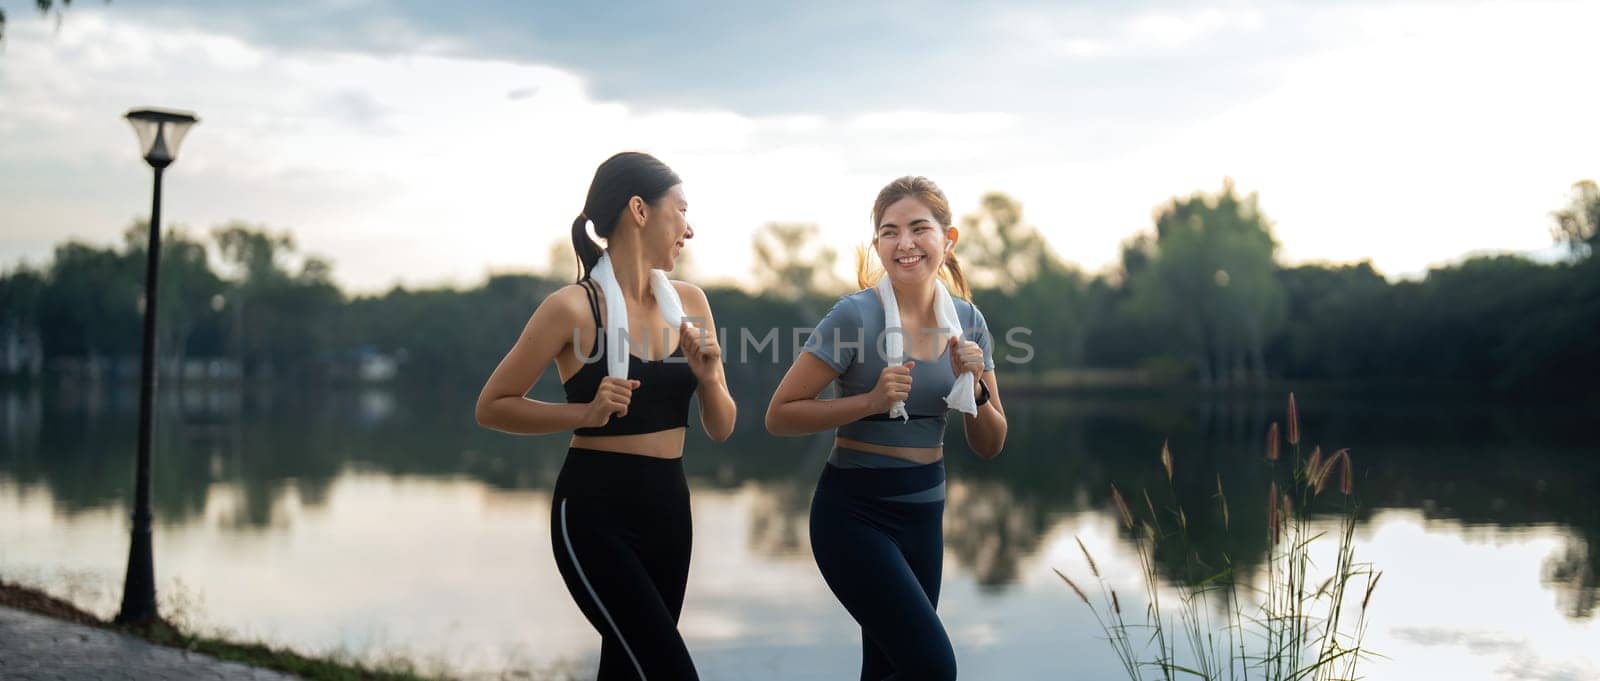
top-left (809, 460), bottom-right (956, 681)
top-left (551, 448), bottom-right (699, 681)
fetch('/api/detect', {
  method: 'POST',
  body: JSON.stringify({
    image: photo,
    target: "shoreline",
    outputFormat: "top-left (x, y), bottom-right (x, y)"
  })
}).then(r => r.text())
top-left (0, 579), bottom-right (447, 681)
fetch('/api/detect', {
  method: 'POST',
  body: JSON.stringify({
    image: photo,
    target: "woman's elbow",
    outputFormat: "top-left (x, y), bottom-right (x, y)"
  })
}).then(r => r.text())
top-left (708, 417), bottom-right (735, 443)
top-left (971, 428), bottom-right (1007, 460)
top-left (763, 408), bottom-right (791, 437)
top-left (474, 398), bottom-right (501, 430)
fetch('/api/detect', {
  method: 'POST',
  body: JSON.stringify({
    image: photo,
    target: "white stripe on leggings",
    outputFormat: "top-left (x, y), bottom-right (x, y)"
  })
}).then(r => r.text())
top-left (560, 498), bottom-right (648, 680)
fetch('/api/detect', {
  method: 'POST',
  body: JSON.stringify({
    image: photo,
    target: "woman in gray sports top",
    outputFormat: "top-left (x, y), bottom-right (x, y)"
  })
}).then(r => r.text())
top-left (765, 176), bottom-right (1008, 680)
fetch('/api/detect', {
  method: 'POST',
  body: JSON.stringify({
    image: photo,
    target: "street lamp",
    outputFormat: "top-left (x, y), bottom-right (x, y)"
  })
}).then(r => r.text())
top-left (115, 107), bottom-right (198, 627)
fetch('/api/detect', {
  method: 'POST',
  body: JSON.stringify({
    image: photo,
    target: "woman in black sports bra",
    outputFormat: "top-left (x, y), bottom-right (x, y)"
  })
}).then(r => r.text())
top-left (476, 152), bottom-right (736, 681)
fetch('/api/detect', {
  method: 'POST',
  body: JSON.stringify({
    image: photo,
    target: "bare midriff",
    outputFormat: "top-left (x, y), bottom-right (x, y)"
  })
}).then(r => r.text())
top-left (571, 428), bottom-right (687, 460)
top-left (834, 436), bottom-right (944, 465)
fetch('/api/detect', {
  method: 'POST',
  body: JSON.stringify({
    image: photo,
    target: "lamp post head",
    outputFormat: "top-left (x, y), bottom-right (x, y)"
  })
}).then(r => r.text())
top-left (125, 108), bottom-right (199, 169)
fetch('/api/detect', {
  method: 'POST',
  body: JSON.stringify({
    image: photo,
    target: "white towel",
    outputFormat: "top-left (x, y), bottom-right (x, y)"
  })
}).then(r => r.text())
top-left (875, 276), bottom-right (979, 419)
top-left (589, 253), bottom-right (693, 379)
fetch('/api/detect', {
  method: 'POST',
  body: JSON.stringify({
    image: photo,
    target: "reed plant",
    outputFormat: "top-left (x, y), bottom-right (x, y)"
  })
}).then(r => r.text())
top-left (1058, 393), bottom-right (1382, 680)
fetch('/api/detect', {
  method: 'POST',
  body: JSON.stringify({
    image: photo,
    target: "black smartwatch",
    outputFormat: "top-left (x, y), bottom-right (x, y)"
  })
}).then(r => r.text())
top-left (974, 379), bottom-right (991, 407)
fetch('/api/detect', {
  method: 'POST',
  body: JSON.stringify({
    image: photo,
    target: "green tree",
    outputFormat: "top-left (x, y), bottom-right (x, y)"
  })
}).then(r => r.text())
top-left (122, 221), bottom-right (225, 383)
top-left (960, 192), bottom-right (1051, 292)
top-left (1413, 254), bottom-right (1591, 391)
top-left (0, 265), bottom-right (46, 374)
top-left (752, 222), bottom-right (843, 305)
top-left (1270, 261), bottom-right (1389, 380)
top-left (959, 193), bottom-right (1092, 369)
top-left (38, 240), bottom-right (142, 365)
top-left (546, 238), bottom-right (578, 283)
top-left (212, 222), bottom-right (341, 379)
top-left (0, 0), bottom-right (98, 44)
top-left (1551, 179), bottom-right (1600, 260)
top-left (1127, 180), bottom-right (1285, 386)
top-left (214, 223), bottom-right (294, 286)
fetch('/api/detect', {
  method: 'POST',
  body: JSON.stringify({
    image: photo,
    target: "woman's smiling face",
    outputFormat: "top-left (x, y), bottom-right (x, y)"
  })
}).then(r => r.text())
top-left (640, 184), bottom-right (692, 271)
top-left (875, 196), bottom-right (950, 286)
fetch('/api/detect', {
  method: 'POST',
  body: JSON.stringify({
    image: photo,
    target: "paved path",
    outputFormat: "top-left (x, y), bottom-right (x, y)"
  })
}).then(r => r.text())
top-left (0, 605), bottom-right (302, 680)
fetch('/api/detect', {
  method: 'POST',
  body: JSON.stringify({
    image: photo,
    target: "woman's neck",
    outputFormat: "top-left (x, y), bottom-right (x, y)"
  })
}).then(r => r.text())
top-left (890, 277), bottom-right (938, 318)
top-left (604, 244), bottom-right (652, 303)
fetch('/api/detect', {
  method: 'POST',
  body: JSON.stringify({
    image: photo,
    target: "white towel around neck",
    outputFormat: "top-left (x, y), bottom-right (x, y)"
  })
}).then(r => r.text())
top-left (589, 253), bottom-right (693, 379)
top-left (875, 275), bottom-right (978, 419)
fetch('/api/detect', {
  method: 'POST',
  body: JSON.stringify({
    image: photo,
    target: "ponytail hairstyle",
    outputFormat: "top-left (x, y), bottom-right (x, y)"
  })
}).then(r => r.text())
top-left (570, 152), bottom-right (683, 282)
top-left (856, 175), bottom-right (972, 299)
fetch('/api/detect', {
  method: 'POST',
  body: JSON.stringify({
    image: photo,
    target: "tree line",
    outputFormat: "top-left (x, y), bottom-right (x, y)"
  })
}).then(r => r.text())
top-left (2, 180), bottom-right (1596, 395)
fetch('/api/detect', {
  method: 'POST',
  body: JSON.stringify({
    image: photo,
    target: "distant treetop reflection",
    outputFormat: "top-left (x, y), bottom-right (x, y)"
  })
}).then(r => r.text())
top-left (1, 385), bottom-right (1595, 620)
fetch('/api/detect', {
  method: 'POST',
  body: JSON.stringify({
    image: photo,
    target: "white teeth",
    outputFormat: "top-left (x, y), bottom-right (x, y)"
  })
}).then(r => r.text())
top-left (896, 255), bottom-right (923, 264)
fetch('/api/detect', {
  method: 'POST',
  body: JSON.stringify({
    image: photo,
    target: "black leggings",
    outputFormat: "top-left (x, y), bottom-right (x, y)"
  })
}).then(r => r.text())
top-left (809, 460), bottom-right (956, 681)
top-left (551, 447), bottom-right (699, 681)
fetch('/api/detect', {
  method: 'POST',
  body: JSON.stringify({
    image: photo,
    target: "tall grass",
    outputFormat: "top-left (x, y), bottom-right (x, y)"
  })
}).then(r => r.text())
top-left (1057, 393), bottom-right (1382, 680)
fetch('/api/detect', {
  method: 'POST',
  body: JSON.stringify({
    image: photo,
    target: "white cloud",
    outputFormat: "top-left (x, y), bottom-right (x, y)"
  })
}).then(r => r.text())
top-left (971, 1), bottom-right (1600, 279)
top-left (1146, 1), bottom-right (1600, 276)
top-left (848, 111), bottom-right (1017, 134)
top-left (995, 6), bottom-right (1266, 60)
top-left (2, 2), bottom-right (1596, 292)
top-left (0, 11), bottom-right (1042, 292)
top-left (1123, 8), bottom-right (1266, 51)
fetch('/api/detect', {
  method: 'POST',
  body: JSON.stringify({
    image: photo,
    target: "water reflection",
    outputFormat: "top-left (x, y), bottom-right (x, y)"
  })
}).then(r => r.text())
top-left (1544, 535), bottom-right (1597, 619)
top-left (1, 381), bottom-right (1597, 678)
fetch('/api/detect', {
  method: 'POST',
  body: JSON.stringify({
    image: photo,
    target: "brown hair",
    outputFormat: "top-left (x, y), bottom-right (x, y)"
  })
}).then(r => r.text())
top-left (856, 176), bottom-right (971, 299)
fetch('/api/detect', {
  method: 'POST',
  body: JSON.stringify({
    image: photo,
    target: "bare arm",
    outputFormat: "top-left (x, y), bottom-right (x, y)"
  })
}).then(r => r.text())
top-left (765, 352), bottom-right (911, 436)
top-left (676, 281), bottom-right (737, 442)
top-left (948, 336), bottom-right (1006, 459)
top-left (962, 371), bottom-right (1007, 459)
top-left (475, 286), bottom-right (634, 434)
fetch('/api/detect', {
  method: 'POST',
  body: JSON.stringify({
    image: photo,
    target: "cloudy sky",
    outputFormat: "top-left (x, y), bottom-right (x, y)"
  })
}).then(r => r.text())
top-left (2, 1), bottom-right (1596, 293)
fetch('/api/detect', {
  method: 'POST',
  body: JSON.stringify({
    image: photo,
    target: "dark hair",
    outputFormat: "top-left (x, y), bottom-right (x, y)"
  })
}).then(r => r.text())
top-left (571, 152), bottom-right (682, 282)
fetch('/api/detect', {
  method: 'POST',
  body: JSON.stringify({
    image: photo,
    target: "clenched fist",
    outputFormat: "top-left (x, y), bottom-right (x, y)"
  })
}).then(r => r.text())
top-left (582, 376), bottom-right (639, 427)
top-left (868, 361), bottom-right (915, 413)
top-left (680, 321), bottom-right (723, 381)
top-left (948, 336), bottom-right (983, 379)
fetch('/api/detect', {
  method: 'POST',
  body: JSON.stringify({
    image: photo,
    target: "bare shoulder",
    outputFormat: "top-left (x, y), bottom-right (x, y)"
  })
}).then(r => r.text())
top-left (668, 279), bottom-right (707, 305)
top-left (534, 282), bottom-right (592, 325)
top-left (670, 280), bottom-right (718, 325)
top-left (670, 279), bottom-right (707, 299)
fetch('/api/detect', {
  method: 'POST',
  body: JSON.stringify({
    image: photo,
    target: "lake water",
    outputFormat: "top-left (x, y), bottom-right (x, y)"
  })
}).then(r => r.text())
top-left (2, 381), bottom-right (1595, 680)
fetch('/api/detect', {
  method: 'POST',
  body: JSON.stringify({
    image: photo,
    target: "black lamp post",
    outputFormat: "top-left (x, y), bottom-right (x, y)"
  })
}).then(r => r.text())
top-left (114, 107), bottom-right (198, 627)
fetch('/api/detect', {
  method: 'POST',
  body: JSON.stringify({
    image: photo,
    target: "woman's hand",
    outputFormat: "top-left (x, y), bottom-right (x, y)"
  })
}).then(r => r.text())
top-left (948, 336), bottom-right (984, 379)
top-left (868, 361), bottom-right (915, 413)
top-left (680, 321), bottom-right (723, 382)
top-left (582, 376), bottom-right (639, 427)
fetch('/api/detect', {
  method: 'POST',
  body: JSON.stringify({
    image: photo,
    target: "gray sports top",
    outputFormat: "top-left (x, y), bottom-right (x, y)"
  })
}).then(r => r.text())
top-left (802, 288), bottom-right (995, 448)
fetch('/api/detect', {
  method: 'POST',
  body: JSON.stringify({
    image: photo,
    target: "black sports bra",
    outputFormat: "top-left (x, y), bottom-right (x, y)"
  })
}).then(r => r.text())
top-left (562, 279), bottom-right (698, 436)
